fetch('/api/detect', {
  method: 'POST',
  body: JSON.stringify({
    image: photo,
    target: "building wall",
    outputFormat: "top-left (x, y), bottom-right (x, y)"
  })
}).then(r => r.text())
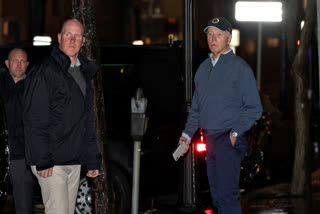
top-left (93, 0), bottom-right (126, 43)
top-left (0, 0), bottom-right (30, 44)
top-left (0, 0), bottom-right (194, 45)
top-left (194, 0), bottom-right (224, 48)
top-left (45, 0), bottom-right (72, 43)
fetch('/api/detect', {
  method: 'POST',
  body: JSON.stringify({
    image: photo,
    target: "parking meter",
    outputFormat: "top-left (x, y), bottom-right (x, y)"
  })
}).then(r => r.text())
top-left (130, 88), bottom-right (148, 140)
top-left (130, 88), bottom-right (147, 214)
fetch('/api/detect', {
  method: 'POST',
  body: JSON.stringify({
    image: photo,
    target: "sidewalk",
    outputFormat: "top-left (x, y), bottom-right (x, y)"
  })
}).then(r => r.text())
top-left (2, 170), bottom-right (319, 214)
top-left (140, 169), bottom-right (320, 214)
top-left (241, 169), bottom-right (320, 214)
top-left (242, 184), bottom-right (320, 214)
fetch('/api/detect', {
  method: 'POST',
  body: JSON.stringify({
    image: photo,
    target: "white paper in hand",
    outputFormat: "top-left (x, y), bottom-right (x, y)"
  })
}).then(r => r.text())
top-left (172, 142), bottom-right (187, 161)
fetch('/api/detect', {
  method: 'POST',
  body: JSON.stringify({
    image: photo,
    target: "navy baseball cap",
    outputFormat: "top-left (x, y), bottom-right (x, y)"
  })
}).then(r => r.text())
top-left (203, 17), bottom-right (232, 34)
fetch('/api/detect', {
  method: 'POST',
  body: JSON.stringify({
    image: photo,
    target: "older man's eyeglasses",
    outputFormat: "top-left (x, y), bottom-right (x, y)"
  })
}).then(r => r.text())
top-left (62, 32), bottom-right (83, 40)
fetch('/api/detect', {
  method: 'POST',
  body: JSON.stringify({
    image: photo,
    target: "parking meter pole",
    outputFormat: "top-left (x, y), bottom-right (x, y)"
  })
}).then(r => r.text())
top-left (131, 140), bottom-right (141, 214)
top-left (131, 88), bottom-right (147, 214)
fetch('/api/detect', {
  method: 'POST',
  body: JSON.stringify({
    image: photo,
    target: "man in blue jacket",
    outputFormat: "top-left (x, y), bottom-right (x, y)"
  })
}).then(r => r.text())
top-left (23, 19), bottom-right (101, 214)
top-left (0, 48), bottom-right (34, 214)
top-left (178, 17), bottom-right (262, 214)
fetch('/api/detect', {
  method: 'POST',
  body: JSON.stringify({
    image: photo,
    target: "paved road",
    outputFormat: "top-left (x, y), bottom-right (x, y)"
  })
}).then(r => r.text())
top-left (1, 191), bottom-right (320, 214)
top-left (2, 175), bottom-right (320, 214)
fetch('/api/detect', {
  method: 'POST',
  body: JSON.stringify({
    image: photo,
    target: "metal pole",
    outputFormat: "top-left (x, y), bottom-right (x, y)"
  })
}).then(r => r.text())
top-left (180, 0), bottom-right (199, 212)
top-left (184, 0), bottom-right (193, 103)
top-left (317, 0), bottom-right (320, 109)
top-left (182, 143), bottom-right (197, 207)
top-left (279, 21), bottom-right (287, 117)
top-left (131, 140), bottom-right (141, 214)
top-left (257, 22), bottom-right (262, 90)
top-left (0, 0), bottom-right (3, 45)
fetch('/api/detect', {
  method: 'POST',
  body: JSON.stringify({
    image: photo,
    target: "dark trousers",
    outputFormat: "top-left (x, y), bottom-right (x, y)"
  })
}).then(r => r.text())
top-left (9, 159), bottom-right (34, 214)
top-left (206, 132), bottom-right (247, 214)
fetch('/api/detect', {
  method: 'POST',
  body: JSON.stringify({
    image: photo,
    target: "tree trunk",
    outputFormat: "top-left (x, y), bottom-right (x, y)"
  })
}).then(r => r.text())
top-left (72, 0), bottom-right (115, 213)
top-left (290, 51), bottom-right (311, 196)
top-left (286, 0), bottom-right (316, 195)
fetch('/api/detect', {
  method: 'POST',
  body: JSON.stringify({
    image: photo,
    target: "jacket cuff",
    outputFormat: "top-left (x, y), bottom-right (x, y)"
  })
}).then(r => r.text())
top-left (36, 163), bottom-right (54, 171)
top-left (84, 163), bottom-right (100, 172)
top-left (182, 132), bottom-right (192, 144)
top-left (231, 128), bottom-right (244, 137)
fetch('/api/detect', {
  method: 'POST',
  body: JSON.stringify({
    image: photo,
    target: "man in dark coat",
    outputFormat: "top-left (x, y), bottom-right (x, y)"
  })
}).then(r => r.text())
top-left (23, 19), bottom-right (101, 214)
top-left (0, 48), bottom-right (34, 214)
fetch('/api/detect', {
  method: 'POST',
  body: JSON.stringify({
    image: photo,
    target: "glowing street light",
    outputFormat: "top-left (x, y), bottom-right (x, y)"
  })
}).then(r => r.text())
top-left (235, 1), bottom-right (283, 90)
top-left (132, 40), bottom-right (144, 45)
top-left (235, 1), bottom-right (283, 22)
top-left (33, 36), bottom-right (52, 46)
top-left (230, 29), bottom-right (240, 54)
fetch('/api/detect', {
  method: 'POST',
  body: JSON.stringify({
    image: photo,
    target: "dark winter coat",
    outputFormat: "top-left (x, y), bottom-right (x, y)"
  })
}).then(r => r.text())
top-left (23, 46), bottom-right (101, 171)
top-left (0, 71), bottom-right (25, 160)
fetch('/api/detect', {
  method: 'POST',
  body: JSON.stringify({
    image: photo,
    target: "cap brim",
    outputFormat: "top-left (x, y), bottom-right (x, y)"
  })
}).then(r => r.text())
top-left (203, 26), bottom-right (224, 33)
top-left (203, 26), bottom-right (209, 32)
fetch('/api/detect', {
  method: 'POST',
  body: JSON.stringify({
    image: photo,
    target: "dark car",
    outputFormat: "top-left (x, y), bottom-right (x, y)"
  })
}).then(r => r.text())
top-left (75, 44), bottom-right (186, 213)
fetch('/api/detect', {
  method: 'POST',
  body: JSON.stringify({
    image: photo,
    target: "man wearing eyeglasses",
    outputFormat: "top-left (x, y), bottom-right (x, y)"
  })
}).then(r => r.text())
top-left (23, 19), bottom-right (101, 214)
top-left (0, 48), bottom-right (34, 214)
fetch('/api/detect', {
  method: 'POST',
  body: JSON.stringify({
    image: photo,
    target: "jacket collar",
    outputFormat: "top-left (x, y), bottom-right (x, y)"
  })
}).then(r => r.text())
top-left (3, 70), bottom-right (25, 85)
top-left (51, 45), bottom-right (98, 77)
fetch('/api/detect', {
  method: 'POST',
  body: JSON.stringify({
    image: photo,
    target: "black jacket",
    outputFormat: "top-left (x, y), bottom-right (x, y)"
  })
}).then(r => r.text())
top-left (0, 71), bottom-right (25, 160)
top-left (23, 46), bottom-right (101, 171)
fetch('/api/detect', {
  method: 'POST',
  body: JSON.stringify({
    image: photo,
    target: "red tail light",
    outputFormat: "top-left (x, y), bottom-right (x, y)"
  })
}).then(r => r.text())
top-left (196, 143), bottom-right (206, 152)
top-left (195, 129), bottom-right (206, 153)
top-left (203, 209), bottom-right (214, 214)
